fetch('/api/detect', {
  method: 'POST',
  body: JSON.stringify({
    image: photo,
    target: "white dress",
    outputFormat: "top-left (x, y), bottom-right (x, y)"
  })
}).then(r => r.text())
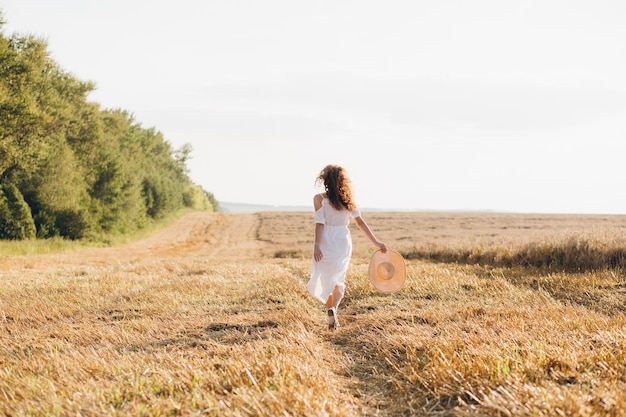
top-left (308, 195), bottom-right (361, 303)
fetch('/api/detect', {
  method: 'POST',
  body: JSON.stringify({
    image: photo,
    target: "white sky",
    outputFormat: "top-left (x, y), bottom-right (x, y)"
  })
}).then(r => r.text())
top-left (2, 0), bottom-right (625, 213)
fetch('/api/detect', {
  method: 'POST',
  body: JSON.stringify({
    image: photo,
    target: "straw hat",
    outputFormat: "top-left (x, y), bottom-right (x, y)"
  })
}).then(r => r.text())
top-left (368, 249), bottom-right (406, 293)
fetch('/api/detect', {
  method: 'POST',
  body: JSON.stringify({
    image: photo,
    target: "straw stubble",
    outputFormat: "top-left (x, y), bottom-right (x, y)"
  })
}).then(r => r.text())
top-left (1, 211), bottom-right (625, 416)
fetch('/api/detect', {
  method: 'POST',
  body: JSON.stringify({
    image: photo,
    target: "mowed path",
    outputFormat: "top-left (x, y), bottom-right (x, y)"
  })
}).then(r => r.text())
top-left (0, 212), bottom-right (267, 278)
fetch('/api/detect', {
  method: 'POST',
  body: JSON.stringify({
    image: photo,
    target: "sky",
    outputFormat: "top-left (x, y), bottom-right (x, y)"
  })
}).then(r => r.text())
top-left (2, 0), bottom-right (625, 213)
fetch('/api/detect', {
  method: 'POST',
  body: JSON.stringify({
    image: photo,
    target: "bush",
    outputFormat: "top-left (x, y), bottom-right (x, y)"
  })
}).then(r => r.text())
top-left (0, 184), bottom-right (36, 240)
top-left (33, 210), bottom-right (60, 238)
top-left (55, 209), bottom-right (90, 240)
top-left (182, 184), bottom-right (216, 212)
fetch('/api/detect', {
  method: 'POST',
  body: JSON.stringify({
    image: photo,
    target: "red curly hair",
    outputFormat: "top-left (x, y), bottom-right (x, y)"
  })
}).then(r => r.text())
top-left (316, 164), bottom-right (356, 211)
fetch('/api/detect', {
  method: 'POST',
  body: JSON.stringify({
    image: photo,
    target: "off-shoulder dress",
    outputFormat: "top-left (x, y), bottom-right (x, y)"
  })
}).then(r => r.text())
top-left (308, 195), bottom-right (361, 303)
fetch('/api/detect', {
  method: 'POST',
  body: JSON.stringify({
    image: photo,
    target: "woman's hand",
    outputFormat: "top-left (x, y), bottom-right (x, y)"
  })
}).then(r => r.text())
top-left (376, 241), bottom-right (388, 253)
top-left (314, 244), bottom-right (324, 262)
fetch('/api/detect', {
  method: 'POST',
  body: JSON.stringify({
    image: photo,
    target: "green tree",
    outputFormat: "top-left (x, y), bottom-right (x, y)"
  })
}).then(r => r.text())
top-left (0, 19), bottom-right (219, 241)
top-left (182, 185), bottom-right (219, 212)
top-left (0, 184), bottom-right (36, 239)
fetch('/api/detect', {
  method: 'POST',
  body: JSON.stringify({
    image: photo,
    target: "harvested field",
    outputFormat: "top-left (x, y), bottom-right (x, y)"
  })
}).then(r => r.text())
top-left (1, 211), bottom-right (626, 416)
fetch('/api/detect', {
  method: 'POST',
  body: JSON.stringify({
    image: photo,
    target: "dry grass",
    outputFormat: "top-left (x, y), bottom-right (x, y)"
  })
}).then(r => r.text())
top-left (1, 211), bottom-right (626, 416)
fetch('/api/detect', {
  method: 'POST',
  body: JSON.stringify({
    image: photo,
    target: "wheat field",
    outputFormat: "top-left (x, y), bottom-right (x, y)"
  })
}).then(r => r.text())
top-left (1, 211), bottom-right (626, 416)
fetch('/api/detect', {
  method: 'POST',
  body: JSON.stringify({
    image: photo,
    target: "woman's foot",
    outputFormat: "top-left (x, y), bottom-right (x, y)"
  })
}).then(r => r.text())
top-left (327, 307), bottom-right (339, 330)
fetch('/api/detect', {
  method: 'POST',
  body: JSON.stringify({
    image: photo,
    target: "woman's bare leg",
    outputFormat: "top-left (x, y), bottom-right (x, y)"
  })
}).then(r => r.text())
top-left (326, 294), bottom-right (333, 309)
top-left (331, 286), bottom-right (344, 310)
top-left (326, 286), bottom-right (344, 330)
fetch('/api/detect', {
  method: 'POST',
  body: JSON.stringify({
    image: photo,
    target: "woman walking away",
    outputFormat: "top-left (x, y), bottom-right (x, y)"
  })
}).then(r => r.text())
top-left (308, 164), bottom-right (387, 330)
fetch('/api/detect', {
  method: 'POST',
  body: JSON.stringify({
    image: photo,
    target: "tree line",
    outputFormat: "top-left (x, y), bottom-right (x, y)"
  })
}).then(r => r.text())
top-left (0, 16), bottom-right (219, 240)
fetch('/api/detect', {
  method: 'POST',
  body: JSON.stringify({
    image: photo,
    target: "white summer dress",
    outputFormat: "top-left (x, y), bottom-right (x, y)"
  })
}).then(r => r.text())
top-left (308, 195), bottom-right (361, 303)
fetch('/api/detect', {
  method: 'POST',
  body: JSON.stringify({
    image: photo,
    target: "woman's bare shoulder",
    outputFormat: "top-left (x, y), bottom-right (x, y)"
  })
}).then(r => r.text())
top-left (313, 193), bottom-right (325, 210)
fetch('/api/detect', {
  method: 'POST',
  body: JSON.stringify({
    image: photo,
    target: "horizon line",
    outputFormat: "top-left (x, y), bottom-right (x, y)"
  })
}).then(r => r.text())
top-left (218, 201), bottom-right (624, 216)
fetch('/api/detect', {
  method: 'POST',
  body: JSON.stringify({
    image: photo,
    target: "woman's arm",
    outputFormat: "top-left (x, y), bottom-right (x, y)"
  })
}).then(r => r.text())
top-left (313, 194), bottom-right (324, 262)
top-left (313, 223), bottom-right (324, 261)
top-left (354, 216), bottom-right (387, 253)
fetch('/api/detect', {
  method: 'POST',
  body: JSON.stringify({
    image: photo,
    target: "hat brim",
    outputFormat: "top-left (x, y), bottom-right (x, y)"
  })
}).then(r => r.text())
top-left (368, 249), bottom-right (406, 293)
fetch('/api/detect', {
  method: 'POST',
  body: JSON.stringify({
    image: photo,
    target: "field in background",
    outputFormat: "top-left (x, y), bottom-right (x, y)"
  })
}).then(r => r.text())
top-left (265, 211), bottom-right (626, 269)
top-left (1, 211), bottom-right (626, 416)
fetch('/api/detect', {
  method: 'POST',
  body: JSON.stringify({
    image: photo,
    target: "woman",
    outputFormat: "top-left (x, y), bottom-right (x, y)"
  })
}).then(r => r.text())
top-left (308, 164), bottom-right (387, 330)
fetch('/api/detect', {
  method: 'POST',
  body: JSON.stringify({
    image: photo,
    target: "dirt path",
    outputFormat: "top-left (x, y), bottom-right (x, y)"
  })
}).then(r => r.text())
top-left (0, 212), bottom-right (266, 278)
top-left (130, 212), bottom-right (267, 260)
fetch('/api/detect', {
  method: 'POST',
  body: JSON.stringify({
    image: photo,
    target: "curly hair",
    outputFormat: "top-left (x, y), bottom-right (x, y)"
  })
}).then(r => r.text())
top-left (316, 164), bottom-right (356, 211)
